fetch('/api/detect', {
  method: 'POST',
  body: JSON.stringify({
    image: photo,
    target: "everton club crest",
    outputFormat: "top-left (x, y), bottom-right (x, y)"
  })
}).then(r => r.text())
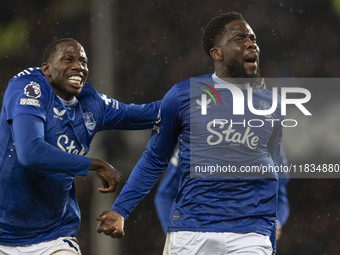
top-left (83, 112), bottom-right (96, 131)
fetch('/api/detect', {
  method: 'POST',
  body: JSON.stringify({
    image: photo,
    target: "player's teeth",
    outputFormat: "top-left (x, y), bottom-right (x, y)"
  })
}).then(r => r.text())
top-left (69, 80), bottom-right (80, 85)
top-left (68, 76), bottom-right (82, 81)
top-left (68, 76), bottom-right (82, 85)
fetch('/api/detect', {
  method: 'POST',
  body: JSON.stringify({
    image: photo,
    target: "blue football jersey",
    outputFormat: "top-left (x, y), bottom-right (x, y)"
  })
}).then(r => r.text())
top-left (0, 67), bottom-right (159, 245)
top-left (112, 73), bottom-right (283, 251)
top-left (155, 146), bottom-right (290, 236)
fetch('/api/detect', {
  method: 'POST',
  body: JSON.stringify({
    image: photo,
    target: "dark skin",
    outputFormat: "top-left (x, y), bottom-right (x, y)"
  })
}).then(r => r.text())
top-left (212, 22), bottom-right (278, 254)
top-left (210, 19), bottom-right (260, 83)
top-left (95, 20), bottom-right (266, 241)
top-left (42, 40), bottom-right (120, 193)
top-left (96, 209), bottom-right (125, 238)
top-left (42, 41), bottom-right (89, 101)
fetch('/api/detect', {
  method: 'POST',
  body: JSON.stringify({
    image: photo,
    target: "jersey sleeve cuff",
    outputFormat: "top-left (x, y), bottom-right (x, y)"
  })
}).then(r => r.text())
top-left (111, 205), bottom-right (129, 220)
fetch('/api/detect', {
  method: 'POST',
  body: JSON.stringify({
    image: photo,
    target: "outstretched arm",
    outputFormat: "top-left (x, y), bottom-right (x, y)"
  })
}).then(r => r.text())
top-left (96, 90), bottom-right (162, 131)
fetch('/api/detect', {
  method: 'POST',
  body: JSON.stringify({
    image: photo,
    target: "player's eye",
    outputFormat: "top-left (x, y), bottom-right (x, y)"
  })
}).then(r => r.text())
top-left (80, 59), bottom-right (88, 65)
top-left (235, 36), bottom-right (245, 42)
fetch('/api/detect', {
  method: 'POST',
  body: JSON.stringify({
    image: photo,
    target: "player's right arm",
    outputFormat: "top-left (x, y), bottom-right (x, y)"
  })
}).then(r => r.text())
top-left (4, 70), bottom-right (120, 192)
top-left (11, 114), bottom-right (120, 192)
top-left (12, 114), bottom-right (90, 175)
top-left (5, 72), bottom-right (89, 175)
top-left (96, 84), bottom-right (182, 237)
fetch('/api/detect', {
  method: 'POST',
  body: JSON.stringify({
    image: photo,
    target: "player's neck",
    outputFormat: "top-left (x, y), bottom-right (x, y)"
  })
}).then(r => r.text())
top-left (212, 73), bottom-right (250, 89)
top-left (57, 95), bottom-right (78, 107)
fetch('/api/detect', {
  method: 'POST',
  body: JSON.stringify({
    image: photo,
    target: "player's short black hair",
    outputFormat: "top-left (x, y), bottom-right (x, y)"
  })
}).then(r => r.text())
top-left (202, 12), bottom-right (245, 57)
top-left (42, 38), bottom-right (80, 63)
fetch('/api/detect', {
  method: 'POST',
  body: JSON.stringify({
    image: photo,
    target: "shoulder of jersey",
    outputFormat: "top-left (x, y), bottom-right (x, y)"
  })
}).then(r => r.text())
top-left (9, 67), bottom-right (53, 97)
top-left (13, 67), bottom-right (43, 79)
top-left (11, 67), bottom-right (47, 86)
top-left (175, 73), bottom-right (213, 92)
top-left (196, 73), bottom-right (213, 79)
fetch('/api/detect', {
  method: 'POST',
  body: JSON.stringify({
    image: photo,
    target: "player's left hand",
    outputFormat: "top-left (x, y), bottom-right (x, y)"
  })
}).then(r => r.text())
top-left (90, 158), bottom-right (121, 193)
top-left (96, 210), bottom-right (125, 238)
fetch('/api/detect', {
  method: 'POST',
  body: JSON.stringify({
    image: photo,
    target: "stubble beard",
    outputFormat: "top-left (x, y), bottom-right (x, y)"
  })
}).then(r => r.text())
top-left (226, 60), bottom-right (260, 85)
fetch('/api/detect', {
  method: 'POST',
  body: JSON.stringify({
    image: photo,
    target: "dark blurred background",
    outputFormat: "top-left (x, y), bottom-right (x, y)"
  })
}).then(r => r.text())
top-left (1, 0), bottom-right (340, 254)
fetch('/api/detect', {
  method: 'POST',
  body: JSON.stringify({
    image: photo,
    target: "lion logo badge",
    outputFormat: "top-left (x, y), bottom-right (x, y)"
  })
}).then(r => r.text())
top-left (24, 81), bottom-right (41, 98)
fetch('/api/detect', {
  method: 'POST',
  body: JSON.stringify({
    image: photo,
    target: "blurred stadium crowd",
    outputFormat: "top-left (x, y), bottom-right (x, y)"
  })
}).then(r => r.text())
top-left (1, 0), bottom-right (340, 254)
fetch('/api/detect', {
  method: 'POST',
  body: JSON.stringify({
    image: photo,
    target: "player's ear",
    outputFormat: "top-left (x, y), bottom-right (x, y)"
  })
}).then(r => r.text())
top-left (210, 47), bottom-right (223, 61)
top-left (42, 63), bottom-right (51, 76)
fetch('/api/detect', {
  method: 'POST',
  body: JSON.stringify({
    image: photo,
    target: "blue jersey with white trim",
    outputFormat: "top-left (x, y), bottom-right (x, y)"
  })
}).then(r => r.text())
top-left (112, 74), bottom-right (283, 251)
top-left (0, 67), bottom-right (159, 245)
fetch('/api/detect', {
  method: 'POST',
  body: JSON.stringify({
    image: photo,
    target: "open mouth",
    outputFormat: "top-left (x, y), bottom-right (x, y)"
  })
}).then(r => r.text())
top-left (244, 53), bottom-right (258, 66)
top-left (244, 58), bottom-right (256, 64)
top-left (244, 57), bottom-right (258, 70)
top-left (67, 75), bottom-right (83, 87)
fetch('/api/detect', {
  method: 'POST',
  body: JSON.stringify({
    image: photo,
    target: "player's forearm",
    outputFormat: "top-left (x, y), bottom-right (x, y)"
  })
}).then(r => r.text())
top-left (112, 150), bottom-right (167, 219)
top-left (125, 100), bottom-right (161, 121)
top-left (113, 100), bottom-right (161, 130)
top-left (12, 114), bottom-right (90, 176)
top-left (112, 89), bottom-right (179, 218)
